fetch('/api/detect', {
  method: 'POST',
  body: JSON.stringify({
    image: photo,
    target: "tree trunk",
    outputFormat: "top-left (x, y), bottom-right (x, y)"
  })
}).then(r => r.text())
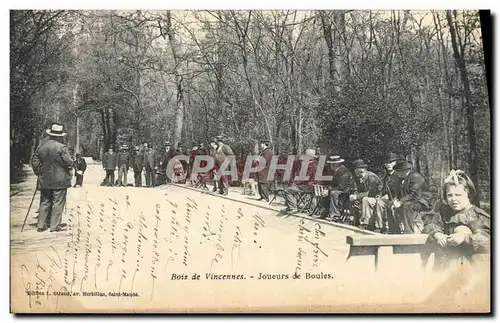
top-left (446, 10), bottom-right (479, 190)
top-left (73, 84), bottom-right (80, 154)
top-left (165, 11), bottom-right (185, 148)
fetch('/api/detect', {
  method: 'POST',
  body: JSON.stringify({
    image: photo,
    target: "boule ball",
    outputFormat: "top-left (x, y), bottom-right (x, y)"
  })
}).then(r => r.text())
top-left (453, 225), bottom-right (472, 235)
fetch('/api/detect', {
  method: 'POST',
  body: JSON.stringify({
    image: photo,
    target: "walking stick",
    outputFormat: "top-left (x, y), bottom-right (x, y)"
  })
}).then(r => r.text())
top-left (21, 181), bottom-right (39, 232)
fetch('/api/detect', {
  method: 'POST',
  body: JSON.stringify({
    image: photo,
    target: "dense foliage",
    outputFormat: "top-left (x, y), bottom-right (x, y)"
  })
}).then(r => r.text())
top-left (10, 10), bottom-right (490, 201)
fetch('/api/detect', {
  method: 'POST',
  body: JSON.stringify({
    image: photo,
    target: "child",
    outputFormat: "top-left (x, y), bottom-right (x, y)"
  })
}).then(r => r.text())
top-left (73, 153), bottom-right (87, 187)
top-left (424, 170), bottom-right (490, 267)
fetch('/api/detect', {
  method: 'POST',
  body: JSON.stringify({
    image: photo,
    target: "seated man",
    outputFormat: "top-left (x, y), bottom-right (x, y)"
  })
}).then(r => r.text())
top-left (316, 155), bottom-right (355, 220)
top-left (362, 152), bottom-right (402, 233)
top-left (281, 148), bottom-right (317, 215)
top-left (350, 159), bottom-right (383, 229)
top-left (392, 160), bottom-right (433, 234)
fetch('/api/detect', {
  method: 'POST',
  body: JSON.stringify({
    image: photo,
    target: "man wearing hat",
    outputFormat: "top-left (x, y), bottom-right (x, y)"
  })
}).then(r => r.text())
top-left (350, 159), bottom-right (383, 229)
top-left (143, 142), bottom-right (157, 187)
top-left (116, 145), bottom-right (130, 187)
top-left (318, 156), bottom-right (355, 220)
top-left (30, 122), bottom-right (73, 232)
top-left (132, 146), bottom-right (143, 187)
top-left (256, 139), bottom-right (274, 202)
top-left (103, 146), bottom-right (118, 186)
top-left (214, 135), bottom-right (234, 195)
top-left (392, 160), bottom-right (433, 234)
top-left (360, 153), bottom-right (403, 233)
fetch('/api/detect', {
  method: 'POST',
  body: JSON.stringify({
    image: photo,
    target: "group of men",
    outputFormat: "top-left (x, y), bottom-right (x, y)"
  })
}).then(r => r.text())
top-left (29, 121), bottom-right (431, 235)
top-left (100, 135), bottom-right (236, 195)
top-left (274, 150), bottom-right (433, 234)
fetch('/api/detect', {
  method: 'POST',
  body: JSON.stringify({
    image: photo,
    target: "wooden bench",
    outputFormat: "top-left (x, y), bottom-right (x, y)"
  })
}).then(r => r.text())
top-left (346, 234), bottom-right (434, 272)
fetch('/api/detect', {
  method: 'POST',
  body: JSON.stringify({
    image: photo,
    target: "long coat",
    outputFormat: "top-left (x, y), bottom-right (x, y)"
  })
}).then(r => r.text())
top-left (257, 147), bottom-right (274, 183)
top-left (380, 170), bottom-right (401, 200)
top-left (117, 152), bottom-right (130, 168)
top-left (398, 171), bottom-right (433, 209)
top-left (132, 152), bottom-right (143, 172)
top-left (143, 148), bottom-right (157, 168)
top-left (31, 139), bottom-right (73, 189)
top-left (355, 171), bottom-right (383, 199)
top-left (102, 152), bottom-right (118, 170)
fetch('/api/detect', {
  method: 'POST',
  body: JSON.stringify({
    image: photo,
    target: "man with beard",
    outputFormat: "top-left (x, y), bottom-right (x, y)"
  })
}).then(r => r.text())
top-left (256, 139), bottom-right (274, 202)
top-left (392, 160), bottom-right (433, 234)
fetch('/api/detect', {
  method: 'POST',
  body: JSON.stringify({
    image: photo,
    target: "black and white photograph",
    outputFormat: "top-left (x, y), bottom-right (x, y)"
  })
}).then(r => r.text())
top-left (9, 8), bottom-right (492, 313)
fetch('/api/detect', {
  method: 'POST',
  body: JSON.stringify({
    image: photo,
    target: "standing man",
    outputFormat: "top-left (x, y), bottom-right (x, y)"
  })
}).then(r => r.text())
top-left (350, 159), bottom-right (383, 230)
top-left (117, 145), bottom-right (130, 187)
top-left (30, 123), bottom-right (73, 232)
top-left (393, 160), bottom-right (433, 234)
top-left (143, 143), bottom-right (157, 187)
top-left (256, 139), bottom-right (274, 202)
top-left (214, 135), bottom-right (234, 195)
top-left (209, 138), bottom-right (219, 192)
top-left (102, 147), bottom-right (118, 187)
top-left (132, 146), bottom-right (143, 187)
top-left (73, 153), bottom-right (87, 188)
top-left (159, 141), bottom-right (174, 183)
top-left (318, 156), bottom-right (355, 220)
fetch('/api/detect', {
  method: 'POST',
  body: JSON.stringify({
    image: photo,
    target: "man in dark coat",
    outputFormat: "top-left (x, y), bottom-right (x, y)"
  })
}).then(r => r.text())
top-left (158, 141), bottom-right (175, 184)
top-left (116, 145), bottom-right (130, 186)
top-left (393, 160), bottom-right (433, 234)
top-left (31, 123), bottom-right (73, 232)
top-left (350, 159), bottom-right (383, 229)
top-left (318, 156), bottom-right (355, 220)
top-left (361, 152), bottom-right (403, 232)
top-left (374, 153), bottom-right (404, 233)
top-left (143, 143), bottom-right (157, 187)
top-left (256, 139), bottom-right (274, 202)
top-left (214, 136), bottom-right (235, 195)
top-left (73, 153), bottom-right (87, 187)
top-left (102, 147), bottom-right (118, 187)
top-left (132, 146), bottom-right (143, 187)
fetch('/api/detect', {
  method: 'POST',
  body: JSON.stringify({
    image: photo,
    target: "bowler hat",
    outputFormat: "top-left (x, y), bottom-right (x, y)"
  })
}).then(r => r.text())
top-left (394, 160), bottom-right (412, 171)
top-left (326, 155), bottom-right (345, 164)
top-left (215, 135), bottom-right (224, 142)
top-left (352, 159), bottom-right (368, 169)
top-left (384, 152), bottom-right (401, 163)
top-left (164, 141), bottom-right (171, 146)
top-left (46, 123), bottom-right (67, 137)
